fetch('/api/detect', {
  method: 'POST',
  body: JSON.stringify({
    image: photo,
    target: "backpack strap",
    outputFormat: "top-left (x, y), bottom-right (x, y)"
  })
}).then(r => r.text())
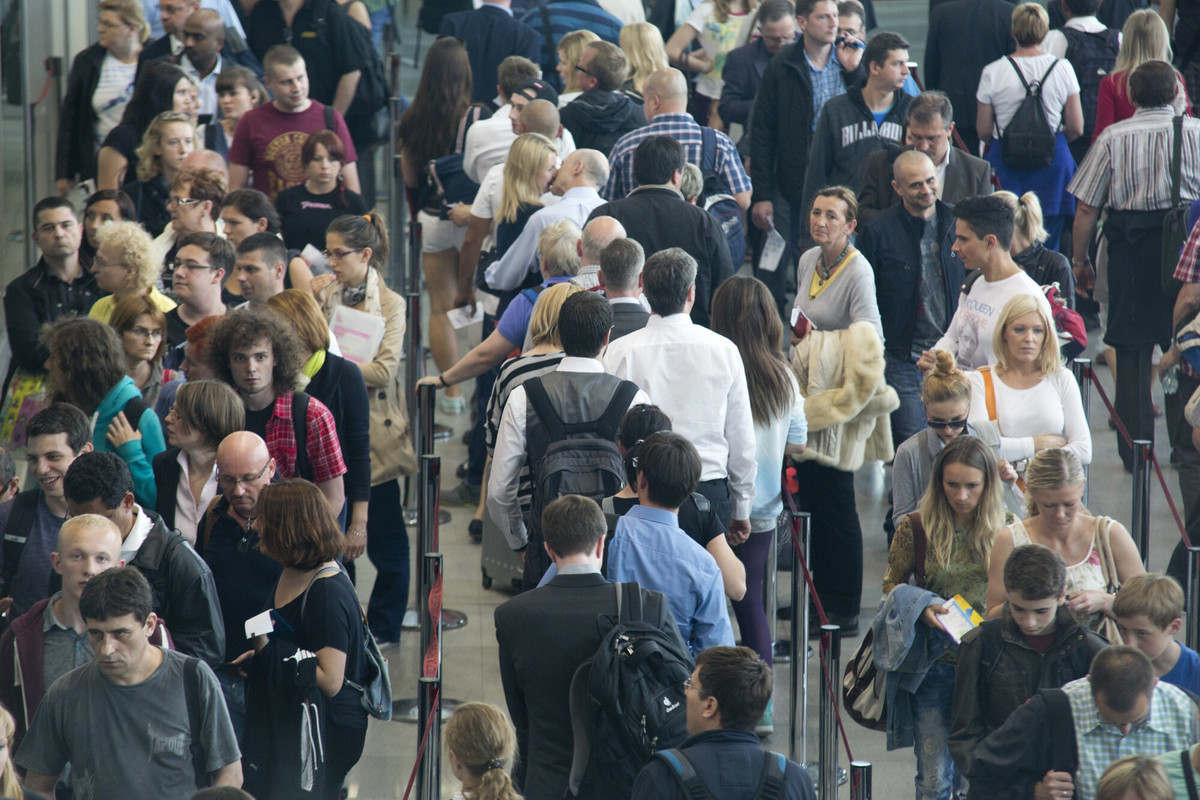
top-left (299, 564), bottom-right (342, 620)
top-left (291, 391), bottom-right (312, 481)
top-left (122, 395), bottom-right (150, 429)
top-left (524, 377), bottom-right (566, 441)
top-left (655, 748), bottom-right (715, 800)
top-left (961, 269), bottom-right (983, 296)
top-left (1183, 747), bottom-right (1200, 800)
top-left (198, 495), bottom-right (225, 557)
top-left (754, 752), bottom-right (788, 800)
top-left (1040, 688), bottom-right (1079, 778)
top-left (2, 490), bottom-right (40, 596)
top-left (620, 581), bottom-right (642, 625)
top-left (324, 103), bottom-right (335, 133)
top-left (700, 126), bottom-right (717, 174)
top-left (909, 511), bottom-right (927, 589)
top-left (978, 366), bottom-right (998, 422)
top-left (183, 656), bottom-right (209, 788)
top-left (1006, 55), bottom-right (1037, 96)
top-left (1173, 115), bottom-right (1184, 208)
top-left (594, 381), bottom-right (639, 441)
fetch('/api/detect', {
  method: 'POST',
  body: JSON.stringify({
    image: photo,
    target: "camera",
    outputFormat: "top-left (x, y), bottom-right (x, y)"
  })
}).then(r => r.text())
top-left (835, 35), bottom-right (865, 50)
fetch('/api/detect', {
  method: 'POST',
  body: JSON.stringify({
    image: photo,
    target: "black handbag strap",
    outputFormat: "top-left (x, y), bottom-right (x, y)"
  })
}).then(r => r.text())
top-left (1173, 115), bottom-right (1185, 208)
top-left (1184, 747), bottom-right (1200, 800)
top-left (909, 512), bottom-right (927, 589)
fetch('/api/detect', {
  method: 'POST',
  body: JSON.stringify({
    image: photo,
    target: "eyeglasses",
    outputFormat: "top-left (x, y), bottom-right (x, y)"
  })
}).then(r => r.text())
top-left (322, 247), bottom-right (364, 261)
top-left (167, 197), bottom-right (203, 209)
top-left (128, 327), bottom-right (164, 340)
top-left (683, 678), bottom-right (708, 698)
top-left (926, 418), bottom-right (969, 432)
top-left (575, 64), bottom-right (594, 77)
top-left (92, 257), bottom-right (126, 269)
top-left (217, 460), bottom-right (271, 488)
top-left (168, 258), bottom-right (215, 272)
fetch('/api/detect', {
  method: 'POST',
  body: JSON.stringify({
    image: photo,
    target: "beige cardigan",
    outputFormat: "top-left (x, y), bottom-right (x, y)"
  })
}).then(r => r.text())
top-left (358, 282), bottom-right (418, 484)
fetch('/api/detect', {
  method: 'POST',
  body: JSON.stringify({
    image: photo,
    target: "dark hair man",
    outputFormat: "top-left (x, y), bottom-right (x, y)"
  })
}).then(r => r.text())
top-left (439, 0), bottom-right (541, 106)
top-left (165, 231), bottom-right (231, 361)
top-left (560, 42), bottom-right (646, 156)
top-left (462, 55), bottom-right (546, 183)
top-left (719, 0), bottom-right (797, 128)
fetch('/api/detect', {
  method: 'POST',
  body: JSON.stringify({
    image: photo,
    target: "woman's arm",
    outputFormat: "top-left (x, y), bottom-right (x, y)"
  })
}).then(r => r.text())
top-left (96, 146), bottom-right (128, 191)
top-left (976, 102), bottom-right (996, 146)
top-left (882, 515), bottom-right (916, 594)
top-left (314, 644), bottom-right (349, 697)
top-left (985, 525), bottom-right (1016, 618)
top-left (1057, 369), bottom-right (1092, 466)
top-left (1061, 93), bottom-right (1084, 141)
top-left (666, 26), bottom-right (714, 73)
top-left (707, 535), bottom-right (747, 601)
top-left (288, 257), bottom-right (315, 295)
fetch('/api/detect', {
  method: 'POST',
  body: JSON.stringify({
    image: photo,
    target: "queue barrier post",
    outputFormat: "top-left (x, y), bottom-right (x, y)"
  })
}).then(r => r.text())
top-left (1189, 547), bottom-right (1200, 652)
top-left (1071, 359), bottom-right (1092, 506)
top-left (788, 513), bottom-right (811, 766)
top-left (1132, 440), bottom-right (1152, 568)
top-left (850, 761), bottom-right (872, 800)
top-left (415, 673), bottom-right (441, 800)
top-left (818, 624), bottom-right (841, 800)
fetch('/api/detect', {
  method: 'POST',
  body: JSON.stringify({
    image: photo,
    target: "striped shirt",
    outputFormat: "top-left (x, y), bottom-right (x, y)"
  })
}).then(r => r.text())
top-left (486, 351), bottom-right (566, 513)
top-left (603, 112), bottom-right (752, 201)
top-left (520, 0), bottom-right (623, 79)
top-left (1068, 107), bottom-right (1200, 211)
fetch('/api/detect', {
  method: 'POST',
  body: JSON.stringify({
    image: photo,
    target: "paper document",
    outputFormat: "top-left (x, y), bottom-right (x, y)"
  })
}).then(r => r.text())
top-left (245, 610), bottom-right (274, 639)
top-left (759, 226), bottom-right (787, 273)
top-left (330, 305), bottom-right (386, 365)
top-left (447, 304), bottom-right (484, 329)
top-left (936, 594), bottom-right (983, 644)
top-left (301, 243), bottom-right (329, 273)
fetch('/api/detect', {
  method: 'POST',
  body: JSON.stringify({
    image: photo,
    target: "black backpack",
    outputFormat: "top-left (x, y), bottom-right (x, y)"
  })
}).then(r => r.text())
top-left (1062, 28), bottom-right (1120, 141)
top-left (998, 57), bottom-right (1060, 171)
top-left (567, 582), bottom-right (694, 799)
top-left (313, 3), bottom-right (390, 147)
top-left (655, 748), bottom-right (787, 800)
top-left (698, 126), bottom-right (746, 267)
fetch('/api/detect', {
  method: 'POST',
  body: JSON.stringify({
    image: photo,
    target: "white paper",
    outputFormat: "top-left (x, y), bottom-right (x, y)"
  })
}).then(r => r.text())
top-left (330, 305), bottom-right (387, 365)
top-left (245, 610), bottom-right (275, 639)
top-left (446, 303), bottom-right (484, 330)
top-left (759, 227), bottom-right (787, 273)
top-left (301, 243), bottom-right (328, 273)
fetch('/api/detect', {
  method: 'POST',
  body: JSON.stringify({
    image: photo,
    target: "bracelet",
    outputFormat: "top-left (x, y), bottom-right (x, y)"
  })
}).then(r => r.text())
top-left (437, 374), bottom-right (447, 388)
top-left (349, 530), bottom-right (366, 538)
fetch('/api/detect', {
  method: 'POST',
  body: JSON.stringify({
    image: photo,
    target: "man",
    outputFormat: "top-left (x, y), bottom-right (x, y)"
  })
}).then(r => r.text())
top-left (462, 56), bottom-right (543, 182)
top-left (925, 0), bottom-right (1015, 156)
top-left (165, 232), bottom-right (230, 365)
top-left (0, 405), bottom-right (93, 619)
top-left (439, 0), bottom-right (540, 105)
top-left (921, 195), bottom-right (1052, 371)
top-left (968, 646), bottom-right (1198, 800)
top-left (141, 0), bottom-right (244, 40)
top-left (233, 232), bottom-right (289, 307)
top-left (182, 148), bottom-right (230, 182)
top-left (207, 308), bottom-right (347, 510)
top-left (599, 237), bottom-right (650, 339)
top-left (488, 291), bottom-right (650, 587)
top-left (607, 432), bottom-right (735, 655)
top-left (177, 9), bottom-right (226, 119)
top-left (246, 0), bottom-right (365, 119)
top-left (719, 0), bottom-right (797, 130)
top-left (485, 148), bottom-right (609, 293)
top-left (1069, 60), bottom-right (1200, 469)
top-left (801, 32), bottom-right (912, 216)
top-left (63, 451), bottom-right (226, 667)
top-left (228, 45), bottom-right (360, 200)
top-left (604, 69), bottom-right (750, 210)
top-left (139, 0), bottom-right (201, 66)
top-left (590, 136), bottom-right (733, 328)
top-left (139, 2), bottom-right (260, 82)
top-left (632, 646), bottom-right (815, 799)
top-left (194, 431), bottom-right (284, 740)
top-left (573, 214), bottom-right (627, 289)
top-left (0, 514), bottom-right (126, 749)
top-left (857, 91), bottom-right (994, 223)
top-left (16, 567), bottom-right (242, 798)
top-left (155, 166), bottom-right (226, 283)
top-left (603, 248), bottom-right (756, 537)
top-left (858, 150), bottom-right (962, 446)
top-left (494, 494), bottom-right (683, 800)
top-left (4, 198), bottom-right (100, 381)
top-left (1045, 0), bottom-right (1121, 164)
top-left (518, 0), bottom-right (623, 89)
top-left (560, 42), bottom-right (645, 156)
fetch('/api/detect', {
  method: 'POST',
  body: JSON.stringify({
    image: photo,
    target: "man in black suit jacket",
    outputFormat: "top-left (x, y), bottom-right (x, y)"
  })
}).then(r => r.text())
top-left (598, 237), bottom-right (650, 340)
top-left (718, 0), bottom-right (797, 131)
top-left (588, 136), bottom-right (732, 328)
top-left (925, 0), bottom-right (1016, 157)
top-left (440, 0), bottom-right (542, 106)
top-left (495, 495), bottom-right (683, 800)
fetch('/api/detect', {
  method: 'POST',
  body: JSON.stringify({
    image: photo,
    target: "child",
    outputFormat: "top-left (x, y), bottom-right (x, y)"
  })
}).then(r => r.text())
top-left (1113, 573), bottom-right (1200, 694)
top-left (445, 702), bottom-right (522, 800)
top-left (949, 544), bottom-right (1106, 778)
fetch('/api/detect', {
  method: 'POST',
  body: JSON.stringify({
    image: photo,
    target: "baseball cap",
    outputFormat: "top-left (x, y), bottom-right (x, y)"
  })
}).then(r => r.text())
top-left (513, 78), bottom-right (559, 107)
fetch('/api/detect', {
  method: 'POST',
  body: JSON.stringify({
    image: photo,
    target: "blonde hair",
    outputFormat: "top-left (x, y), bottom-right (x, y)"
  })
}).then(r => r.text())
top-left (0, 705), bottom-right (20, 799)
top-left (712, 0), bottom-right (760, 24)
top-left (1112, 573), bottom-right (1185, 629)
top-left (921, 349), bottom-right (971, 406)
top-left (915, 435), bottom-right (1006, 572)
top-left (98, 0), bottom-right (152, 43)
top-left (991, 293), bottom-right (1063, 377)
top-left (135, 111), bottom-right (197, 181)
top-left (1011, 2), bottom-right (1049, 47)
top-left (620, 22), bottom-right (670, 94)
top-left (499, 133), bottom-right (557, 224)
top-left (538, 219), bottom-right (582, 277)
top-left (444, 703), bottom-right (521, 800)
top-left (1116, 9), bottom-right (1173, 74)
top-left (996, 190), bottom-right (1048, 246)
top-left (1023, 448), bottom-right (1086, 517)
top-left (94, 220), bottom-right (161, 293)
top-left (529, 282), bottom-right (586, 347)
top-left (1095, 756), bottom-right (1172, 800)
top-left (558, 30), bottom-right (602, 93)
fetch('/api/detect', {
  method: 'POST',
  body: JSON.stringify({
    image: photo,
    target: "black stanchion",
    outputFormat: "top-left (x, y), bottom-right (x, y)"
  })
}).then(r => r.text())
top-left (1071, 359), bottom-right (1091, 506)
top-left (818, 624), bottom-right (841, 800)
top-left (850, 761), bottom-right (872, 800)
top-left (1189, 546), bottom-right (1200, 652)
top-left (415, 676), bottom-right (441, 800)
top-left (788, 513), bottom-right (811, 767)
top-left (1132, 440), bottom-right (1152, 568)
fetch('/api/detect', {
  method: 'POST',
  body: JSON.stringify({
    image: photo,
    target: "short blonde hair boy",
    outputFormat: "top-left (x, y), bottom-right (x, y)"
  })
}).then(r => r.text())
top-left (1113, 573), bottom-right (1185, 630)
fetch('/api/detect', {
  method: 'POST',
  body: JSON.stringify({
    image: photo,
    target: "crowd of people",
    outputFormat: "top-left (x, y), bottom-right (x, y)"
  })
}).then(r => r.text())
top-left (10, 0), bottom-right (1200, 796)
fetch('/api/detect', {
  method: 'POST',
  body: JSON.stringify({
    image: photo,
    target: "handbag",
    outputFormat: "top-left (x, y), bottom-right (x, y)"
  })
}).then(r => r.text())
top-left (1092, 516), bottom-right (1125, 645)
top-left (0, 369), bottom-right (47, 449)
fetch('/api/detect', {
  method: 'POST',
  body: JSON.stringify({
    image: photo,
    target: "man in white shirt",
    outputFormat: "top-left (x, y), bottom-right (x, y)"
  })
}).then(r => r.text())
top-left (462, 56), bottom-right (541, 183)
top-left (179, 10), bottom-right (226, 119)
top-left (603, 247), bottom-right (756, 539)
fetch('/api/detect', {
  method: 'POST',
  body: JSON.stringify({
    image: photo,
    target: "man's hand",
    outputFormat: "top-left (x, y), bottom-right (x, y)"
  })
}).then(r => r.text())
top-left (916, 350), bottom-right (938, 375)
top-left (106, 412), bottom-right (141, 448)
top-left (751, 201), bottom-right (774, 232)
top-left (836, 40), bottom-right (864, 71)
top-left (1073, 261), bottom-right (1096, 294)
top-left (416, 375), bottom-right (443, 389)
top-left (1034, 770), bottom-right (1075, 800)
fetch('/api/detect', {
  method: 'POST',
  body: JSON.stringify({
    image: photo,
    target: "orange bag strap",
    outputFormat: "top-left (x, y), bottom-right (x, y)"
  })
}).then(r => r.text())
top-left (979, 366), bottom-right (998, 422)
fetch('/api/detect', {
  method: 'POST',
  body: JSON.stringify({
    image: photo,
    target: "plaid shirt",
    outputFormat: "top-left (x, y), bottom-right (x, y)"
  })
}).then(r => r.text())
top-left (807, 47), bottom-right (848, 132)
top-left (1175, 219), bottom-right (1200, 377)
top-left (602, 112), bottom-right (752, 201)
top-left (265, 392), bottom-right (348, 484)
top-left (1064, 676), bottom-right (1199, 800)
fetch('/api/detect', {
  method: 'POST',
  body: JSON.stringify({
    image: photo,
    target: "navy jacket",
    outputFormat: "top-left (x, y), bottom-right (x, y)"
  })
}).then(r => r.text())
top-left (631, 729), bottom-right (815, 800)
top-left (440, 5), bottom-right (541, 105)
top-left (57, 43), bottom-right (107, 183)
top-left (858, 200), bottom-right (962, 361)
top-left (719, 38), bottom-right (776, 128)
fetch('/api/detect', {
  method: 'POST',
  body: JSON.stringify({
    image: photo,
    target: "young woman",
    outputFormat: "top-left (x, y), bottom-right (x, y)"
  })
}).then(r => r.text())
top-left (998, 191), bottom-right (1074, 306)
top-left (97, 61), bottom-right (197, 190)
top-left (556, 29), bottom-right (602, 106)
top-left (209, 65), bottom-right (266, 158)
top-left (666, 0), bottom-right (758, 128)
top-left (108, 294), bottom-right (175, 407)
top-left (619, 22), bottom-right (669, 102)
top-left (986, 448), bottom-right (1144, 630)
top-left (0, 705), bottom-right (42, 799)
top-left (121, 110), bottom-right (197, 237)
top-left (276, 130), bottom-right (368, 253)
top-left (883, 435), bottom-right (1011, 800)
top-left (81, 188), bottom-right (136, 264)
top-left (1094, 10), bottom-right (1189, 141)
top-left (444, 703), bottom-right (521, 800)
top-left (217, 189), bottom-right (290, 304)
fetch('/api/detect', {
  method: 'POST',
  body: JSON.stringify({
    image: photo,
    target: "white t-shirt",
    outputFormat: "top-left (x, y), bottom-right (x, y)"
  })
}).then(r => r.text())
top-left (934, 269), bottom-right (1052, 370)
top-left (93, 53), bottom-right (138, 148)
top-left (967, 368), bottom-right (1092, 465)
top-left (976, 53), bottom-right (1081, 139)
top-left (685, 2), bottom-right (748, 98)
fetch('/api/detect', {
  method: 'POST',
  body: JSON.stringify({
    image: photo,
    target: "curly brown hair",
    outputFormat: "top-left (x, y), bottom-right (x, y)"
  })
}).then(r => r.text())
top-left (42, 317), bottom-right (128, 413)
top-left (208, 308), bottom-right (305, 395)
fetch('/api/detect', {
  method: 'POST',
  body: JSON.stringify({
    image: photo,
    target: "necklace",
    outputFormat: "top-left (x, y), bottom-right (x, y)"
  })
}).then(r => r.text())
top-left (817, 241), bottom-right (852, 282)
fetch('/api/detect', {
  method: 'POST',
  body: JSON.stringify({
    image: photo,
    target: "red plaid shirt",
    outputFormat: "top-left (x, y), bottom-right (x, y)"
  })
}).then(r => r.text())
top-left (1174, 221), bottom-right (1200, 377)
top-left (265, 392), bottom-right (347, 483)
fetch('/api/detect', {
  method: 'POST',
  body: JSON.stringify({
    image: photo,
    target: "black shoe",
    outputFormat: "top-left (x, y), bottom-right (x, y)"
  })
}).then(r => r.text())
top-left (808, 612), bottom-right (859, 638)
top-left (469, 519), bottom-right (483, 542)
top-left (457, 460), bottom-right (469, 479)
top-left (434, 423), bottom-right (453, 442)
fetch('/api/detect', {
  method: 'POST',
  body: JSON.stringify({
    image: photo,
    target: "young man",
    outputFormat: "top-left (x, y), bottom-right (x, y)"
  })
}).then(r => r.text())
top-left (1114, 573), bottom-right (1200, 693)
top-left (16, 567), bottom-right (242, 798)
top-left (461, 56), bottom-right (544, 182)
top-left (559, 42), bottom-right (645, 156)
top-left (632, 646), bottom-right (815, 799)
top-left (164, 231), bottom-right (230, 361)
top-left (0, 404), bottom-right (94, 618)
top-left (949, 544), bottom-right (1106, 784)
top-left (232, 232), bottom-right (288, 308)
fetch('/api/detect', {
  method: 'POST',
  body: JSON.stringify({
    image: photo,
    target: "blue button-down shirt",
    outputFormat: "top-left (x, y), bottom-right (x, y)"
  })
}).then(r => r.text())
top-left (806, 48), bottom-right (848, 131)
top-left (484, 186), bottom-right (606, 291)
top-left (606, 504), bottom-right (734, 656)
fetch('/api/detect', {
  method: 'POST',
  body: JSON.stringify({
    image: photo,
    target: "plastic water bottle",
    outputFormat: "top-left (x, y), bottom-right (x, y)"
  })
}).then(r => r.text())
top-left (1162, 364), bottom-right (1180, 395)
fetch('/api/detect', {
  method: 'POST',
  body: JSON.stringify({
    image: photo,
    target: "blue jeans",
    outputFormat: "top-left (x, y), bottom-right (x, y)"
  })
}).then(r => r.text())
top-left (885, 354), bottom-right (927, 449)
top-left (217, 671), bottom-right (247, 745)
top-left (912, 660), bottom-right (963, 800)
top-left (369, 5), bottom-right (395, 51)
top-left (366, 478), bottom-right (410, 641)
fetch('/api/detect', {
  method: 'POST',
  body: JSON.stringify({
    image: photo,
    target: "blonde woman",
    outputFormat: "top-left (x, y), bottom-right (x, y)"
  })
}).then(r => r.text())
top-left (619, 22), bottom-right (669, 102)
top-left (666, 0), bottom-right (759, 127)
top-left (556, 29), bottom-right (601, 106)
top-left (496, 133), bottom-right (559, 265)
top-left (121, 110), bottom-right (197, 237)
top-left (88, 220), bottom-right (176, 324)
top-left (445, 703), bottom-right (521, 800)
top-left (1094, 9), bottom-right (1189, 141)
top-left (997, 191), bottom-right (1075, 305)
top-left (967, 293), bottom-right (1091, 468)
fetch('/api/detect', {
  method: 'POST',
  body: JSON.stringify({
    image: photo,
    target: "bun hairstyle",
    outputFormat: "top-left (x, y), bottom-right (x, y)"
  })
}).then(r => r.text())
top-left (921, 349), bottom-right (971, 406)
top-left (444, 703), bottom-right (521, 800)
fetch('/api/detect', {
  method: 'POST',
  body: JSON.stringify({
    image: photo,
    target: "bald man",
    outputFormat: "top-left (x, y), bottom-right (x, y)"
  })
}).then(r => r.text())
top-left (574, 214), bottom-right (627, 289)
top-left (857, 149), bottom-right (962, 447)
top-left (0, 514), bottom-right (126, 747)
top-left (484, 148), bottom-right (610, 292)
top-left (602, 68), bottom-right (751, 210)
top-left (174, 9), bottom-right (226, 119)
top-left (182, 149), bottom-right (229, 182)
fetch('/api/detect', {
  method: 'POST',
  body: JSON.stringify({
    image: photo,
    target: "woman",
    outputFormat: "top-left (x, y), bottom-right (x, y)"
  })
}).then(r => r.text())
top-left (0, 705), bottom-right (45, 800)
top-left (666, 0), bottom-right (757, 128)
top-left (276, 130), bottom-right (368, 253)
top-left (88, 220), bottom-right (176, 324)
top-left (710, 275), bottom-right (805, 731)
top-left (209, 65), bottom-right (267, 158)
top-left (1094, 10), bottom-right (1189, 142)
top-left (249, 480), bottom-right (368, 800)
top-left (789, 186), bottom-right (885, 632)
top-left (495, 133), bottom-right (559, 274)
top-left (81, 188), bottom-right (136, 265)
top-left (620, 22), bottom-right (669, 102)
top-left (967, 293), bottom-right (1092, 469)
top-left (154, 379), bottom-right (244, 543)
top-left (556, 29), bottom-right (601, 106)
top-left (398, 37), bottom-right (483, 414)
top-left (985, 448), bottom-right (1144, 632)
top-left (976, 2), bottom-right (1084, 250)
top-left (311, 214), bottom-right (417, 648)
top-left (997, 190), bottom-right (1074, 306)
top-left (108, 294), bottom-right (176, 407)
top-left (445, 703), bottom-right (521, 800)
top-left (218, 189), bottom-right (279, 302)
top-left (120, 111), bottom-right (197, 237)
top-left (1096, 756), bottom-right (1173, 800)
top-left (883, 436), bottom-right (1011, 800)
top-left (56, 0), bottom-right (149, 196)
top-left (97, 61), bottom-right (197, 190)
